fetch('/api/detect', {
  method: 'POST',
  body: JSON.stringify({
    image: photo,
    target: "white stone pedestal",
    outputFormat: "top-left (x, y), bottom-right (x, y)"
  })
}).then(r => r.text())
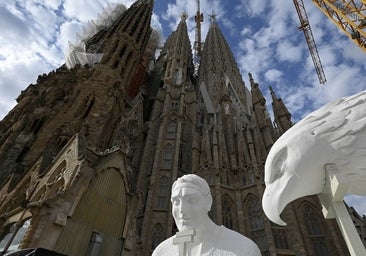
top-left (318, 164), bottom-right (366, 256)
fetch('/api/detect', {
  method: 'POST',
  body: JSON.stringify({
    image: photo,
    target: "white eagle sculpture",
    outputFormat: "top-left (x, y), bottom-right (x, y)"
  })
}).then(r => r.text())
top-left (262, 90), bottom-right (366, 226)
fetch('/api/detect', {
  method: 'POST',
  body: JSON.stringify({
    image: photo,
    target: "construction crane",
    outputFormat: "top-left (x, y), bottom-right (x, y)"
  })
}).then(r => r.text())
top-left (312, 0), bottom-right (366, 53)
top-left (294, 0), bottom-right (327, 84)
top-left (194, 0), bottom-right (203, 75)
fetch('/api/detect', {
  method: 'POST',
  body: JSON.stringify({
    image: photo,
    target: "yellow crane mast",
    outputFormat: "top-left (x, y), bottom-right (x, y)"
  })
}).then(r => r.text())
top-left (312, 0), bottom-right (366, 53)
top-left (194, 0), bottom-right (203, 57)
top-left (294, 0), bottom-right (327, 84)
top-left (194, 0), bottom-right (204, 75)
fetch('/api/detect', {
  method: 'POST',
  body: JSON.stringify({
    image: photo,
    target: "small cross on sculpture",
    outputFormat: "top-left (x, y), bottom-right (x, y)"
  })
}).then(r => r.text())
top-left (172, 229), bottom-right (195, 256)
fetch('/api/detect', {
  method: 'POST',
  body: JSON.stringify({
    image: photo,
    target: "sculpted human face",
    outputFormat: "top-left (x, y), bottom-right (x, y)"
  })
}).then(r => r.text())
top-left (171, 186), bottom-right (209, 231)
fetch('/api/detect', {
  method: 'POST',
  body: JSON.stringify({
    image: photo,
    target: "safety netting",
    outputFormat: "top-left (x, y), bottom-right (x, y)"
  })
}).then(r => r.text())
top-left (65, 3), bottom-right (127, 69)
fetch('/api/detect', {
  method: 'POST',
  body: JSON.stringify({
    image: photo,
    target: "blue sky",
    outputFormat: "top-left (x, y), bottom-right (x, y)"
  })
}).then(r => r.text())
top-left (0, 0), bottom-right (366, 215)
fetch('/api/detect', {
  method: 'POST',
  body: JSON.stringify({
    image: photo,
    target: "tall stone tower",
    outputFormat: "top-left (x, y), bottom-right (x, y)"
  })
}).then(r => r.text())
top-left (0, 1), bottom-right (352, 256)
top-left (135, 13), bottom-right (197, 253)
top-left (0, 1), bottom-right (155, 255)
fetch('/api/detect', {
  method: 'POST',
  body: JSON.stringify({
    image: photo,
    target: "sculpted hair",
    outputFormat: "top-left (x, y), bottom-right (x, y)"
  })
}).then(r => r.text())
top-left (172, 174), bottom-right (213, 210)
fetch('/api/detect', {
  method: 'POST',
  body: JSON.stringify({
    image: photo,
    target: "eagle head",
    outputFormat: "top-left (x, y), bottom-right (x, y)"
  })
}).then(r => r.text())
top-left (262, 127), bottom-right (334, 225)
top-left (262, 91), bottom-right (366, 225)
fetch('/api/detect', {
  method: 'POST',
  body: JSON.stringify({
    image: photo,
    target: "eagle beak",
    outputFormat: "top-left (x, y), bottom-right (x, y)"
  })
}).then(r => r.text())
top-left (262, 189), bottom-right (287, 226)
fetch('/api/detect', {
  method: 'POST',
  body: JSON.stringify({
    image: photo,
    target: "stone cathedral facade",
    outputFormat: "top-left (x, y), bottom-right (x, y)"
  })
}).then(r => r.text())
top-left (0, 0), bottom-right (352, 255)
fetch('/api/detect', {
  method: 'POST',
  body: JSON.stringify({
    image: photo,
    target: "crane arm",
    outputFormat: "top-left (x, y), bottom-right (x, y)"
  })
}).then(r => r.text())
top-left (312, 0), bottom-right (366, 52)
top-left (294, 0), bottom-right (327, 84)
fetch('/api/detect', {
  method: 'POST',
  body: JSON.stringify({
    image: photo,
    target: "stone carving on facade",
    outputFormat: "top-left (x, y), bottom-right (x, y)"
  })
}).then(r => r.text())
top-left (223, 103), bottom-right (230, 116)
top-left (25, 161), bottom-right (41, 201)
top-left (28, 135), bottom-right (84, 205)
top-left (115, 120), bottom-right (138, 157)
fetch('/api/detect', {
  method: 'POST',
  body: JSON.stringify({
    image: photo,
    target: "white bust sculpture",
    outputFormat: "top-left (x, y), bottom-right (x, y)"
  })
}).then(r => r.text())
top-left (152, 174), bottom-right (261, 256)
top-left (262, 90), bottom-right (366, 225)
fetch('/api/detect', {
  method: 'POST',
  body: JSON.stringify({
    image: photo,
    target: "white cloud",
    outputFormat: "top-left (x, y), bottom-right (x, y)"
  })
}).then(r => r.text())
top-left (312, 64), bottom-right (364, 106)
top-left (58, 20), bottom-right (84, 51)
top-left (0, 1), bottom-right (65, 118)
top-left (0, 56), bottom-right (52, 118)
top-left (24, 1), bottom-right (58, 40)
top-left (265, 69), bottom-right (283, 82)
top-left (151, 13), bottom-right (163, 36)
top-left (63, 0), bottom-right (109, 22)
top-left (40, 0), bottom-right (63, 10)
top-left (237, 39), bottom-right (272, 82)
top-left (0, 6), bottom-right (30, 45)
top-left (235, 0), bottom-right (267, 17)
top-left (240, 27), bottom-right (252, 37)
top-left (276, 40), bottom-right (303, 63)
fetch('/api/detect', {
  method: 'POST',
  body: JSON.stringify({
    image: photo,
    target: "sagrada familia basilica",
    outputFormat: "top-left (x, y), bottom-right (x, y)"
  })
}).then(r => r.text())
top-left (0, 1), bottom-right (365, 255)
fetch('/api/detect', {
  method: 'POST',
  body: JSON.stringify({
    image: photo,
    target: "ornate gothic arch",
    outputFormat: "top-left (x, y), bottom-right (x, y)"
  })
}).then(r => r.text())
top-left (299, 201), bottom-right (331, 256)
top-left (151, 223), bottom-right (164, 251)
top-left (162, 143), bottom-right (173, 169)
top-left (221, 194), bottom-right (237, 231)
top-left (156, 176), bottom-right (169, 210)
top-left (243, 194), bottom-right (268, 253)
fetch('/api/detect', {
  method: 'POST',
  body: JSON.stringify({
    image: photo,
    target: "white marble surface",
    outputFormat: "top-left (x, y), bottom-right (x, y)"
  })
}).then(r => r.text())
top-left (153, 174), bottom-right (261, 256)
top-left (262, 90), bottom-right (366, 225)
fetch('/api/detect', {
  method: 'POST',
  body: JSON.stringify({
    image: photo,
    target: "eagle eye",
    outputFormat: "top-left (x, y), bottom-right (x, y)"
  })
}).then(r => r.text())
top-left (268, 147), bottom-right (287, 183)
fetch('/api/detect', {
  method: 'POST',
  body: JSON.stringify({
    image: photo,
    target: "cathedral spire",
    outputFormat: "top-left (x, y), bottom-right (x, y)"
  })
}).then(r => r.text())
top-left (161, 12), bottom-right (193, 86)
top-left (198, 20), bottom-right (248, 113)
top-left (209, 11), bottom-right (218, 23)
top-left (249, 73), bottom-right (265, 106)
top-left (270, 86), bottom-right (292, 133)
top-left (249, 73), bottom-right (275, 149)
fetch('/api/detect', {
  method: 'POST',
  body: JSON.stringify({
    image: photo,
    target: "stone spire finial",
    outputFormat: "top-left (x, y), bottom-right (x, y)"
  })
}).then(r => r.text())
top-left (269, 86), bottom-right (278, 102)
top-left (269, 86), bottom-right (274, 93)
top-left (181, 12), bottom-right (188, 21)
top-left (209, 11), bottom-right (217, 23)
top-left (248, 72), bottom-right (253, 81)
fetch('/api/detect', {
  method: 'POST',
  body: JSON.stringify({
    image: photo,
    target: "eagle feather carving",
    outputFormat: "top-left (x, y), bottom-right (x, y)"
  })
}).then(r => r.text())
top-left (262, 91), bottom-right (366, 225)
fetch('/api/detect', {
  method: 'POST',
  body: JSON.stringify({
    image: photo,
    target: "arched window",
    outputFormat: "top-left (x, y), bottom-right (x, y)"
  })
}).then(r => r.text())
top-left (166, 121), bottom-right (177, 139)
top-left (162, 144), bottom-right (173, 169)
top-left (222, 196), bottom-right (235, 229)
top-left (157, 176), bottom-right (169, 210)
top-left (245, 195), bottom-right (268, 253)
top-left (151, 224), bottom-right (164, 250)
top-left (247, 196), bottom-right (264, 230)
top-left (271, 223), bottom-right (289, 249)
top-left (303, 204), bottom-right (330, 256)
